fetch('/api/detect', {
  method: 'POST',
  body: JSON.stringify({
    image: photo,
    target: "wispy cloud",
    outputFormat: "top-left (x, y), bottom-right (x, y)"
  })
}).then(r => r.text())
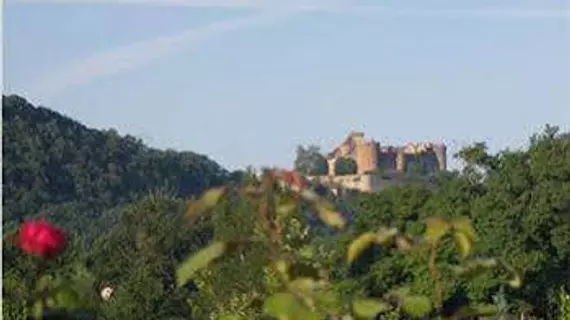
top-left (11, 0), bottom-right (570, 17)
top-left (22, 0), bottom-right (570, 101)
top-left (9, 0), bottom-right (333, 10)
top-left (337, 6), bottom-right (570, 19)
top-left (28, 9), bottom-right (304, 101)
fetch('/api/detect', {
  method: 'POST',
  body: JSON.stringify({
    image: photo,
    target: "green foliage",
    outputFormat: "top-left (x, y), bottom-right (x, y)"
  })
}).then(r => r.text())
top-left (352, 298), bottom-right (391, 318)
top-left (178, 171), bottom-right (522, 319)
top-left (87, 195), bottom-right (203, 319)
top-left (294, 145), bottom-right (329, 176)
top-left (556, 287), bottom-right (570, 320)
top-left (2, 95), bottom-right (229, 239)
top-left (3, 96), bottom-right (570, 320)
top-left (177, 241), bottom-right (229, 287)
top-left (335, 157), bottom-right (358, 176)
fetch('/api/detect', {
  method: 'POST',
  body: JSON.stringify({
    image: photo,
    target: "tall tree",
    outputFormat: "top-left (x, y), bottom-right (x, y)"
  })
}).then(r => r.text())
top-left (334, 157), bottom-right (358, 175)
top-left (294, 145), bottom-right (328, 175)
top-left (2, 95), bottom-right (229, 239)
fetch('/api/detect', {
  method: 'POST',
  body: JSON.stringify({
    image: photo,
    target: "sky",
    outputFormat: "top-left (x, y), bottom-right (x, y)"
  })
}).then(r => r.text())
top-left (3, 0), bottom-right (570, 171)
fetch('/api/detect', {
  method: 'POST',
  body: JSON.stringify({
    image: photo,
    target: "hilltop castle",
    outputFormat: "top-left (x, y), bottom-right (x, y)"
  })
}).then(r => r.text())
top-left (307, 132), bottom-right (447, 193)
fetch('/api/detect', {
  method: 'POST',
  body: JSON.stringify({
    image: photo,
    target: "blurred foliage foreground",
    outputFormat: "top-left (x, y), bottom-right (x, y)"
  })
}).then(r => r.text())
top-left (3, 114), bottom-right (570, 320)
top-left (6, 169), bottom-right (524, 320)
top-left (177, 170), bottom-right (523, 320)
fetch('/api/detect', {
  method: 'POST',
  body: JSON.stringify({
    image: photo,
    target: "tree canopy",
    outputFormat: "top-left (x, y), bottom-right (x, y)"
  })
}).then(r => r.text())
top-left (2, 95), bottom-right (230, 240)
top-left (3, 95), bottom-right (569, 320)
top-left (334, 157), bottom-right (358, 175)
top-left (294, 145), bottom-right (328, 176)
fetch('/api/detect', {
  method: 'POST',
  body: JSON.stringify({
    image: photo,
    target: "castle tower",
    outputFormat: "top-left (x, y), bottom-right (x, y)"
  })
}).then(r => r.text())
top-left (432, 143), bottom-right (447, 171)
top-left (326, 158), bottom-right (337, 176)
top-left (396, 147), bottom-right (405, 172)
top-left (349, 131), bottom-right (364, 144)
top-left (356, 142), bottom-right (379, 174)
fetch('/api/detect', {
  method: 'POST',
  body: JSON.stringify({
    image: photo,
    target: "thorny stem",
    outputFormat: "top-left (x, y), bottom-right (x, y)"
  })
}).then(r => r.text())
top-left (257, 176), bottom-right (288, 270)
top-left (429, 240), bottom-right (444, 308)
top-left (27, 258), bottom-right (53, 317)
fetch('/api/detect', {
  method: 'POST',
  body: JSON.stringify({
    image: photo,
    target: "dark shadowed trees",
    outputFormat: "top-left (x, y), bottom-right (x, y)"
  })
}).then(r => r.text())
top-left (334, 157), bottom-right (358, 175)
top-left (294, 145), bottom-right (328, 176)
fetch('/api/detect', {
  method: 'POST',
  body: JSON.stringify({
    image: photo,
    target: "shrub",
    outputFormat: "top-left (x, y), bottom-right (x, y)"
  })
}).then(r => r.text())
top-left (335, 158), bottom-right (357, 176)
top-left (176, 169), bottom-right (523, 320)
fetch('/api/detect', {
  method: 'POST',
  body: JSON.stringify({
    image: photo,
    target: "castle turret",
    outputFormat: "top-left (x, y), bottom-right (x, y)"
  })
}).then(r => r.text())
top-left (356, 142), bottom-right (379, 174)
top-left (432, 143), bottom-right (447, 171)
top-left (326, 158), bottom-right (337, 176)
top-left (396, 147), bottom-right (405, 172)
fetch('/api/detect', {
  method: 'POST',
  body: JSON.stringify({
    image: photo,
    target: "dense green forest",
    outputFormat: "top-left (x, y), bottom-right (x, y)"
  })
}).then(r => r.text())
top-left (2, 95), bottom-right (570, 319)
top-left (2, 95), bottom-right (232, 242)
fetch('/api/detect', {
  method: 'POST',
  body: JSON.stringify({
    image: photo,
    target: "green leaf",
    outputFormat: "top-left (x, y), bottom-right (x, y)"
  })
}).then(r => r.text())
top-left (299, 245), bottom-right (315, 259)
top-left (347, 233), bottom-right (380, 264)
top-left (176, 241), bottom-right (228, 287)
top-left (315, 290), bottom-right (342, 314)
top-left (288, 277), bottom-right (323, 294)
top-left (53, 286), bottom-right (82, 309)
top-left (202, 187), bottom-right (225, 207)
top-left (187, 187), bottom-right (225, 218)
top-left (450, 216), bottom-right (478, 241)
top-left (452, 258), bottom-right (498, 279)
top-left (507, 273), bottom-right (523, 289)
top-left (453, 231), bottom-right (472, 259)
top-left (46, 297), bottom-right (56, 308)
top-left (32, 300), bottom-right (44, 319)
top-left (35, 275), bottom-right (53, 291)
top-left (352, 298), bottom-right (392, 319)
top-left (506, 271), bottom-right (522, 288)
top-left (450, 217), bottom-right (478, 259)
top-left (347, 229), bottom-right (397, 264)
top-left (263, 292), bottom-right (319, 320)
top-left (456, 304), bottom-right (499, 317)
top-left (274, 259), bottom-right (289, 277)
top-left (500, 260), bottom-right (523, 288)
top-left (424, 218), bottom-right (449, 243)
top-left (276, 203), bottom-right (297, 217)
top-left (400, 295), bottom-right (433, 318)
top-left (315, 204), bottom-right (346, 230)
top-left (299, 188), bottom-right (320, 202)
top-left (385, 287), bottom-right (412, 300)
top-left (376, 227), bottom-right (399, 243)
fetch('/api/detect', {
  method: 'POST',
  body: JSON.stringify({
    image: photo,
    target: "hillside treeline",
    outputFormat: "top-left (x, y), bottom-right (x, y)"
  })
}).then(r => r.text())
top-left (2, 96), bottom-right (569, 319)
top-left (2, 95), bottom-right (231, 241)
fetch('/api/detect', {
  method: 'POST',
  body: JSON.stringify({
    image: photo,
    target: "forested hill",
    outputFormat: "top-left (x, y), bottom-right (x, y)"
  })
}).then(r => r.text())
top-left (3, 94), bottom-right (570, 319)
top-left (2, 95), bottom-right (230, 229)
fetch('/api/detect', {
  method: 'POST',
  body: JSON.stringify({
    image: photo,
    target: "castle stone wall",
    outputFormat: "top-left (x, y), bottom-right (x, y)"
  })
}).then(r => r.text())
top-left (313, 132), bottom-right (447, 192)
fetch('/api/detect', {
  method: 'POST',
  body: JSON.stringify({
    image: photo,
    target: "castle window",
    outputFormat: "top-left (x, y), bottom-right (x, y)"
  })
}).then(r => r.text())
top-left (419, 151), bottom-right (439, 174)
top-left (405, 155), bottom-right (422, 175)
top-left (405, 151), bottom-right (439, 176)
top-left (378, 152), bottom-right (396, 172)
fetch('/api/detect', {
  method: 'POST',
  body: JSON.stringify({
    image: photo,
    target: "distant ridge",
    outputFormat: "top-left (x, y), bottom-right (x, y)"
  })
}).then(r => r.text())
top-left (2, 95), bottom-right (230, 228)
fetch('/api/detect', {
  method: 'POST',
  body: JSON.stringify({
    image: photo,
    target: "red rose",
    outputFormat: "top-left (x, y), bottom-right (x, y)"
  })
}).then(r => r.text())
top-left (16, 219), bottom-right (67, 259)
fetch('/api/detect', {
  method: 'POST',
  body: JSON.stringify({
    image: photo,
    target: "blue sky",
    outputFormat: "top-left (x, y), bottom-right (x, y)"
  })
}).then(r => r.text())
top-left (3, 0), bottom-right (570, 170)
